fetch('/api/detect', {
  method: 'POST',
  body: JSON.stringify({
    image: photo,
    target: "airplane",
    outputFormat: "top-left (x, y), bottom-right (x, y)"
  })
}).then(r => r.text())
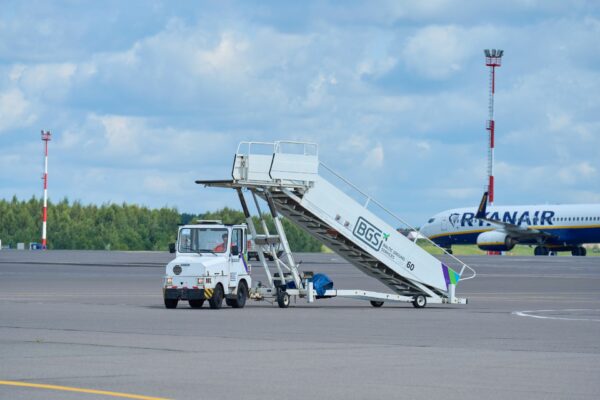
top-left (419, 192), bottom-right (600, 256)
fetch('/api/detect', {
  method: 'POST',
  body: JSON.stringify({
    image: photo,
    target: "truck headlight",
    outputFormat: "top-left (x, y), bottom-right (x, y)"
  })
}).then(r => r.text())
top-left (166, 277), bottom-right (173, 286)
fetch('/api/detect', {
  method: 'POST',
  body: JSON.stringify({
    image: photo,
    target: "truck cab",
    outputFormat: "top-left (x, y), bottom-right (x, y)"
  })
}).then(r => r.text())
top-left (163, 221), bottom-right (251, 309)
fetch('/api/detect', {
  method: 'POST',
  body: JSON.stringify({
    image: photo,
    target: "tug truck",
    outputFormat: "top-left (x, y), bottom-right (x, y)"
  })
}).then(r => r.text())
top-left (163, 220), bottom-right (251, 309)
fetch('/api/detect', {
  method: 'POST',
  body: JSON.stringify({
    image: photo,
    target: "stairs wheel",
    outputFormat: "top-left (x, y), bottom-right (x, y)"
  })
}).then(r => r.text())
top-left (277, 290), bottom-right (290, 308)
top-left (412, 295), bottom-right (427, 309)
top-left (370, 301), bottom-right (384, 308)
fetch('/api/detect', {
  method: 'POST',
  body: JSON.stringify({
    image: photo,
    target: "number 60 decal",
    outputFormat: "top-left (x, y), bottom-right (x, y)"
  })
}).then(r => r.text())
top-left (406, 261), bottom-right (415, 271)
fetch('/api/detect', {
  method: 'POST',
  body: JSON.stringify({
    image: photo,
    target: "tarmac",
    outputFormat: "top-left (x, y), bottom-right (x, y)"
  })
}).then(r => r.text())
top-left (1, 250), bottom-right (599, 399)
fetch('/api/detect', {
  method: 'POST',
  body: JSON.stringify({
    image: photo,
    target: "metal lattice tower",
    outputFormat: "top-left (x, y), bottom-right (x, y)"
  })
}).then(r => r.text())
top-left (41, 130), bottom-right (51, 249)
top-left (484, 49), bottom-right (503, 205)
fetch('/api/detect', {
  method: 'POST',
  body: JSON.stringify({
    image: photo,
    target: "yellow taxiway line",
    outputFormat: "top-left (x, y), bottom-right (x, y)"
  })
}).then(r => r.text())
top-left (0, 380), bottom-right (171, 400)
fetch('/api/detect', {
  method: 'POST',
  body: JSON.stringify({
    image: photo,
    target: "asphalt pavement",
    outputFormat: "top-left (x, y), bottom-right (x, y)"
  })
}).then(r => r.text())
top-left (1, 250), bottom-right (599, 400)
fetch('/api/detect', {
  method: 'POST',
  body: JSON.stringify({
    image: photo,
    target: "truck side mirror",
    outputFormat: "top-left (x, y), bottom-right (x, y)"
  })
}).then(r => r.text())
top-left (231, 245), bottom-right (239, 256)
top-left (169, 243), bottom-right (176, 254)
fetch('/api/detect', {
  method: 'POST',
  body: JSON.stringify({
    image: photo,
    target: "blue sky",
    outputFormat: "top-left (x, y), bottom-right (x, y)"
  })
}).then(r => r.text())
top-left (1, 0), bottom-right (599, 225)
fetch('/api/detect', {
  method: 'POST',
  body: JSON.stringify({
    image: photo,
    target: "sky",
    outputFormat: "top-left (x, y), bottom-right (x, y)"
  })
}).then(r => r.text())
top-left (1, 0), bottom-right (599, 225)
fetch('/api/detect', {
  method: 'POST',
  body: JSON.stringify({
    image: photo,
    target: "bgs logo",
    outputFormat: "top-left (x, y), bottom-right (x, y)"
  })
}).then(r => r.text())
top-left (353, 217), bottom-right (383, 251)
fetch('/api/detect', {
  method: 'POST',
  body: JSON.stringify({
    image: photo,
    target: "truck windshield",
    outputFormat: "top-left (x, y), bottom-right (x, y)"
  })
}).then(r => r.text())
top-left (178, 228), bottom-right (229, 254)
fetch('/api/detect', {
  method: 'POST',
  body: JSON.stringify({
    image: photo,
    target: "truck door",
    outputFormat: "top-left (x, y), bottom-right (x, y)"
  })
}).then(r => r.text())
top-left (229, 228), bottom-right (245, 287)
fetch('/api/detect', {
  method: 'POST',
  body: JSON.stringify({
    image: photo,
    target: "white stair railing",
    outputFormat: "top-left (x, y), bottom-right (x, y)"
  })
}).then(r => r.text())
top-left (318, 162), bottom-right (476, 281)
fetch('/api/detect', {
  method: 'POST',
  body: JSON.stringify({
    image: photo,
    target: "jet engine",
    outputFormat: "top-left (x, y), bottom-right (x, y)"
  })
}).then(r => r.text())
top-left (476, 230), bottom-right (517, 251)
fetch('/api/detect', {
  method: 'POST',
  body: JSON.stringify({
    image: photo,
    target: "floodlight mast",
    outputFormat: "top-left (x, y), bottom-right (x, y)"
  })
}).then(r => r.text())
top-left (41, 130), bottom-right (51, 249)
top-left (484, 49), bottom-right (503, 205)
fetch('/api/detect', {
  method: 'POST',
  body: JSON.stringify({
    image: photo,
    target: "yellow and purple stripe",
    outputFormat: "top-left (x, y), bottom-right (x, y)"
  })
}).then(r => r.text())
top-left (241, 253), bottom-right (249, 273)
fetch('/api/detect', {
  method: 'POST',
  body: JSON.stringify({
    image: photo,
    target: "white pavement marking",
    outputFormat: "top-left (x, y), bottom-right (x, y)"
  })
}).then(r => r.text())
top-left (512, 309), bottom-right (600, 322)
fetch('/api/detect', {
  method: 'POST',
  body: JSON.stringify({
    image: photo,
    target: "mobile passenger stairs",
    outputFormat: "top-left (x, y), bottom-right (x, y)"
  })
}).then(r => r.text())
top-left (197, 141), bottom-right (476, 308)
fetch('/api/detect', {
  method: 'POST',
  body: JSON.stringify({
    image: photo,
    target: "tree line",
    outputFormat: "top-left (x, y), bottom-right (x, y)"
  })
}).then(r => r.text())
top-left (0, 196), bottom-right (322, 252)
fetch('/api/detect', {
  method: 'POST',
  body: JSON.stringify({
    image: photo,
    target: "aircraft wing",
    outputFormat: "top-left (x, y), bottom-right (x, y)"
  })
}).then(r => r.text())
top-left (474, 192), bottom-right (554, 240)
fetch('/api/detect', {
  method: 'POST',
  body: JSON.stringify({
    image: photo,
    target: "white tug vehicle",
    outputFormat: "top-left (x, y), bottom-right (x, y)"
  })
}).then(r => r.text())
top-left (163, 141), bottom-right (475, 310)
top-left (163, 221), bottom-right (251, 309)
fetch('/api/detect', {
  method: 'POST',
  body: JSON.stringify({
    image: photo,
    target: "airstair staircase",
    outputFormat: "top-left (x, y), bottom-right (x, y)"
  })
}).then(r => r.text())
top-left (197, 141), bottom-right (475, 306)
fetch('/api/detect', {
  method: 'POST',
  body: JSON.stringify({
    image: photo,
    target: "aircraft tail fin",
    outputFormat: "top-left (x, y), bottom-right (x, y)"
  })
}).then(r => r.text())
top-left (475, 192), bottom-right (488, 219)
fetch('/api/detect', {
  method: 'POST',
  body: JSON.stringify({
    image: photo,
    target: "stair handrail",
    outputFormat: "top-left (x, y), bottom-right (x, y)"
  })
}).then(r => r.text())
top-left (319, 162), bottom-right (476, 281)
top-left (274, 141), bottom-right (318, 156)
top-left (236, 141), bottom-right (277, 155)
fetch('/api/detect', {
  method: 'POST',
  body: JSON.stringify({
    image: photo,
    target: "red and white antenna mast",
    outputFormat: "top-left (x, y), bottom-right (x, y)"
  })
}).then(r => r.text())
top-left (41, 130), bottom-right (51, 249)
top-left (484, 48), bottom-right (503, 205)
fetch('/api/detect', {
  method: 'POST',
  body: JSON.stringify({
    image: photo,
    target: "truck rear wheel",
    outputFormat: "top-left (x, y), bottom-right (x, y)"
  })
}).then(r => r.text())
top-left (370, 301), bottom-right (384, 308)
top-left (209, 284), bottom-right (224, 310)
top-left (188, 299), bottom-right (204, 309)
top-left (232, 281), bottom-right (248, 308)
top-left (164, 298), bottom-right (178, 309)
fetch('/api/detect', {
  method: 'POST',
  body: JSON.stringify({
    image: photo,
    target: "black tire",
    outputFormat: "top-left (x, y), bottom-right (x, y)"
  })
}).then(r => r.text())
top-left (164, 298), bottom-right (178, 309)
top-left (535, 246), bottom-right (549, 256)
top-left (277, 290), bottom-right (290, 308)
top-left (412, 295), bottom-right (427, 308)
top-left (232, 281), bottom-right (248, 309)
top-left (581, 247), bottom-right (587, 256)
top-left (572, 246), bottom-right (586, 256)
top-left (209, 284), bottom-right (224, 310)
top-left (188, 299), bottom-right (204, 309)
top-left (276, 251), bottom-right (284, 259)
top-left (225, 299), bottom-right (235, 307)
top-left (268, 254), bottom-right (275, 261)
top-left (445, 248), bottom-right (453, 255)
top-left (370, 301), bottom-right (384, 308)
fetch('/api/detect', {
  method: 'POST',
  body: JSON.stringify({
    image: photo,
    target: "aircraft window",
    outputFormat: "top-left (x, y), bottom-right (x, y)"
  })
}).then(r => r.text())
top-left (428, 218), bottom-right (435, 223)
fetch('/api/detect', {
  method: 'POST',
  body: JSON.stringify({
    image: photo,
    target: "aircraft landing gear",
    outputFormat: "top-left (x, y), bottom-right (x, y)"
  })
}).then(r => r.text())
top-left (571, 246), bottom-right (587, 256)
top-left (534, 246), bottom-right (549, 256)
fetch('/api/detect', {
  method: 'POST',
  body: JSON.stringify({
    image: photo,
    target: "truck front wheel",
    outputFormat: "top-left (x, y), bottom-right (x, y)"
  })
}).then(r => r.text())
top-left (232, 281), bottom-right (248, 309)
top-left (209, 284), bottom-right (224, 310)
top-left (164, 298), bottom-right (178, 309)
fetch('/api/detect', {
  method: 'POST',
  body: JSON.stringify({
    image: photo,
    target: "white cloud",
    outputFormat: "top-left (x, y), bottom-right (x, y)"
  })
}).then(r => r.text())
top-left (402, 25), bottom-right (467, 79)
top-left (143, 175), bottom-right (182, 195)
top-left (0, 88), bottom-right (36, 132)
top-left (95, 114), bottom-right (143, 155)
top-left (362, 143), bottom-right (384, 169)
top-left (557, 162), bottom-right (597, 184)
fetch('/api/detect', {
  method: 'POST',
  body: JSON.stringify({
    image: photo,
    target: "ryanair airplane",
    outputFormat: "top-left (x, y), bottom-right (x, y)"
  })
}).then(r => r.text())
top-left (420, 192), bottom-right (600, 256)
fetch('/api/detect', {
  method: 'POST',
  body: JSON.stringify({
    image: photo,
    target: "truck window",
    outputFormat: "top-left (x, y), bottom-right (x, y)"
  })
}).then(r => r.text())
top-left (232, 228), bottom-right (243, 254)
top-left (178, 228), bottom-right (229, 253)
